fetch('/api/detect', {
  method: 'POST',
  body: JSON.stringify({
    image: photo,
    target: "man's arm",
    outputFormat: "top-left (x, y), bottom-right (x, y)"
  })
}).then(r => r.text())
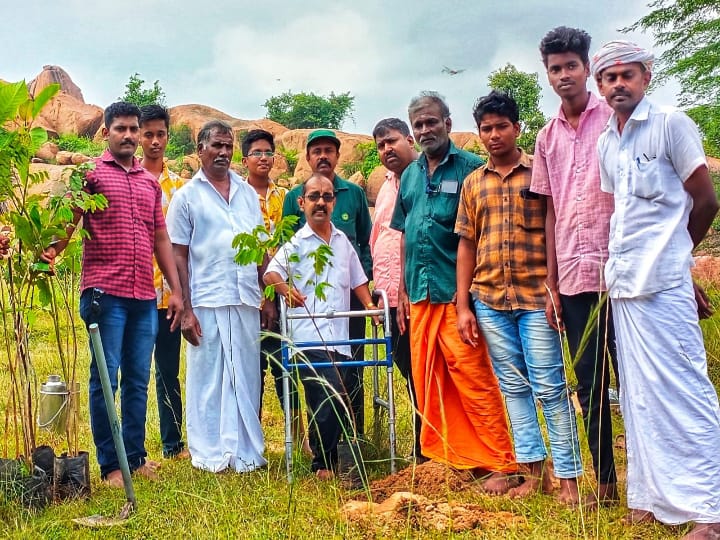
top-left (356, 193), bottom-right (373, 279)
top-left (40, 210), bottom-right (82, 264)
top-left (173, 243), bottom-right (202, 346)
top-left (543, 197), bottom-right (563, 331)
top-left (397, 234), bottom-right (410, 335)
top-left (455, 237), bottom-right (480, 347)
top-left (258, 252), bottom-right (277, 330)
top-left (352, 282), bottom-right (381, 326)
top-left (263, 270), bottom-right (306, 308)
top-left (155, 229), bottom-right (183, 331)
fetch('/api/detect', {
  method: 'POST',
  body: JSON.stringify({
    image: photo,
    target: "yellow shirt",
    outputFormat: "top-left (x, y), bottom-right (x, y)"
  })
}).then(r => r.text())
top-left (252, 180), bottom-right (287, 254)
top-left (153, 163), bottom-right (185, 309)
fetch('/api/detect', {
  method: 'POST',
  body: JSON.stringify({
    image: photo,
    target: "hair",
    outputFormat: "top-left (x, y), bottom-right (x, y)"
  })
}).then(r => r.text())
top-left (301, 173), bottom-right (334, 196)
top-left (104, 101), bottom-right (141, 129)
top-left (241, 129), bottom-right (275, 156)
top-left (197, 120), bottom-right (234, 149)
top-left (139, 104), bottom-right (170, 129)
top-left (408, 91), bottom-right (451, 119)
top-left (539, 26), bottom-right (592, 67)
top-left (472, 91), bottom-right (519, 125)
top-left (372, 118), bottom-right (411, 139)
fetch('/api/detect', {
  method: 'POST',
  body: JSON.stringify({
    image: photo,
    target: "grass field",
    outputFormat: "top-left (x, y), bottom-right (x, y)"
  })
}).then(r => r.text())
top-left (1, 277), bottom-right (720, 539)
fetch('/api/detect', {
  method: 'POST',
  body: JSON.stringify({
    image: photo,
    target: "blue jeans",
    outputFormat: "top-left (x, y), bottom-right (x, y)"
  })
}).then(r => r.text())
top-left (80, 289), bottom-right (158, 478)
top-left (473, 300), bottom-right (582, 478)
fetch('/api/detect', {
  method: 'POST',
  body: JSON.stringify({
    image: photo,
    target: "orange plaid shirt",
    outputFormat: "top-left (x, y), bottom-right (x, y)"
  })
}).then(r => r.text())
top-left (455, 150), bottom-right (547, 311)
top-left (153, 163), bottom-right (185, 309)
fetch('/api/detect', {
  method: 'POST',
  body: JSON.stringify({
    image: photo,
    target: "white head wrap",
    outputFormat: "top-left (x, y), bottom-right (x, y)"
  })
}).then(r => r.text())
top-left (590, 40), bottom-right (654, 78)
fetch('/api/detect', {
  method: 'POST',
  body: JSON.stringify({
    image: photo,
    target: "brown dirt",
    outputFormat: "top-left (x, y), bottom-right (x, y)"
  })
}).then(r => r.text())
top-left (364, 461), bottom-right (476, 502)
top-left (342, 491), bottom-right (524, 533)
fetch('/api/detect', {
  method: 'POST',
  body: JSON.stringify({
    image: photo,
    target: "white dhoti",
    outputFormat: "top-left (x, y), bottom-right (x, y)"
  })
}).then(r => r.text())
top-left (613, 276), bottom-right (720, 524)
top-left (186, 305), bottom-right (266, 472)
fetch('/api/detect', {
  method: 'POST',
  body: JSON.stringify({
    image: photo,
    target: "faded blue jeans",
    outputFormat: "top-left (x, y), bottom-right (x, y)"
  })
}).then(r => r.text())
top-left (474, 300), bottom-right (582, 479)
top-left (80, 288), bottom-right (158, 478)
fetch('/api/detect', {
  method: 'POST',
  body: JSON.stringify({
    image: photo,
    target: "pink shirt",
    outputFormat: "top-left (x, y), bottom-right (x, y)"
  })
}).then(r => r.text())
top-left (369, 171), bottom-right (401, 307)
top-left (530, 93), bottom-right (614, 296)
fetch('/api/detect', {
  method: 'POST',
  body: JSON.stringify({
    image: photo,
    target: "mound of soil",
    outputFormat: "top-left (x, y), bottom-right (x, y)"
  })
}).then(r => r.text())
top-left (343, 491), bottom-right (522, 533)
top-left (365, 461), bottom-right (477, 502)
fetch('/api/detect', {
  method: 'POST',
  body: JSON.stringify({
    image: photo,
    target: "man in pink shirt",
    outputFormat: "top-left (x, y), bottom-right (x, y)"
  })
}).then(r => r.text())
top-left (530, 26), bottom-right (619, 505)
top-left (370, 118), bottom-right (421, 458)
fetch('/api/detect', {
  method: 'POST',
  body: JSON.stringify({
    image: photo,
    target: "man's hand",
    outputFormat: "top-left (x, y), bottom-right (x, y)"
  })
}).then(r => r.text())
top-left (545, 287), bottom-right (564, 331)
top-left (261, 300), bottom-right (278, 330)
top-left (166, 292), bottom-right (183, 332)
top-left (456, 306), bottom-right (480, 348)
top-left (283, 287), bottom-right (306, 308)
top-left (181, 308), bottom-right (202, 346)
top-left (694, 281), bottom-right (714, 320)
top-left (397, 287), bottom-right (410, 335)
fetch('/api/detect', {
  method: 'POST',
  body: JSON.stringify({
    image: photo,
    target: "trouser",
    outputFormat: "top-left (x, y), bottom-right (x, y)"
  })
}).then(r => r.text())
top-left (560, 292), bottom-right (618, 485)
top-left (341, 292), bottom-right (365, 436)
top-left (154, 308), bottom-right (184, 457)
top-left (80, 289), bottom-right (157, 478)
top-left (388, 306), bottom-right (421, 457)
top-left (258, 331), bottom-right (301, 416)
top-left (299, 350), bottom-right (352, 472)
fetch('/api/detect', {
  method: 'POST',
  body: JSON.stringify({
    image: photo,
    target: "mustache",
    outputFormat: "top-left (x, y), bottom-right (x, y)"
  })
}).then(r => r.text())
top-left (317, 159), bottom-right (331, 167)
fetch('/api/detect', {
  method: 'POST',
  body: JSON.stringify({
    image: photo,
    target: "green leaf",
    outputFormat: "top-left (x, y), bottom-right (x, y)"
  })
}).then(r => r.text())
top-left (0, 80), bottom-right (28, 125)
top-left (36, 278), bottom-right (53, 307)
top-left (31, 83), bottom-right (60, 117)
top-left (28, 127), bottom-right (48, 153)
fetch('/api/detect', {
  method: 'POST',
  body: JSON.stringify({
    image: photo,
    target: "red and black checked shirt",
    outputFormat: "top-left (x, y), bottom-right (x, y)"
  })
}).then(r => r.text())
top-left (455, 151), bottom-right (547, 311)
top-left (80, 150), bottom-right (165, 300)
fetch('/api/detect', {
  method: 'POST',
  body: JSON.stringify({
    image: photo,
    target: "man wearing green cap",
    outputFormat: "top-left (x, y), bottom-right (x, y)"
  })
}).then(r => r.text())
top-left (282, 129), bottom-right (373, 440)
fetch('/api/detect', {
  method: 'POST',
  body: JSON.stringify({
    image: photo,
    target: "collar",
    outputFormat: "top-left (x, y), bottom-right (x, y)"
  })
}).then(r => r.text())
top-left (332, 174), bottom-right (349, 191)
top-left (419, 140), bottom-right (458, 169)
top-left (557, 92), bottom-right (602, 122)
top-left (100, 149), bottom-right (144, 173)
top-left (484, 149), bottom-right (532, 174)
top-left (194, 167), bottom-right (242, 198)
top-left (607, 95), bottom-right (651, 136)
top-left (297, 221), bottom-right (341, 241)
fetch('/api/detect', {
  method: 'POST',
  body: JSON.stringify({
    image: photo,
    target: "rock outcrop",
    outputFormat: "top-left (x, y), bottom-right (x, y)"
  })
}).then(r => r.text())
top-left (28, 65), bottom-right (85, 102)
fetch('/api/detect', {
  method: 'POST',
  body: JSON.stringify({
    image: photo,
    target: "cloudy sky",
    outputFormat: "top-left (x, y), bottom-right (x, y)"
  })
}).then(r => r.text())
top-left (2, 0), bottom-right (676, 134)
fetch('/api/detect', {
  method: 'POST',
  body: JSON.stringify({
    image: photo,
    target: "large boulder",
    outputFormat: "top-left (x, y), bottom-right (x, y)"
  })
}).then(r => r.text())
top-left (450, 132), bottom-right (484, 153)
top-left (28, 65), bottom-right (85, 102)
top-left (366, 165), bottom-right (389, 207)
top-left (35, 142), bottom-right (59, 162)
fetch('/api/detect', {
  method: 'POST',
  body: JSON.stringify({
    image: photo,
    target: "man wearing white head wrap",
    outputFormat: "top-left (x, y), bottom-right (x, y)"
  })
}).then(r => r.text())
top-left (595, 40), bottom-right (720, 538)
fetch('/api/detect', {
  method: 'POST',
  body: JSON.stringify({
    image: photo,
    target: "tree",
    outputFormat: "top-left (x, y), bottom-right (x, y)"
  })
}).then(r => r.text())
top-left (488, 64), bottom-right (546, 153)
top-left (119, 73), bottom-right (166, 107)
top-left (624, 0), bottom-right (720, 156)
top-left (263, 91), bottom-right (354, 130)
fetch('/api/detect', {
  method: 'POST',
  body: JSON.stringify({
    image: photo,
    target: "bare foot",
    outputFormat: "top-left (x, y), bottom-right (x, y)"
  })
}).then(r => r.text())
top-left (682, 523), bottom-right (720, 539)
top-left (145, 459), bottom-right (162, 471)
top-left (598, 482), bottom-right (619, 506)
top-left (621, 509), bottom-right (657, 525)
top-left (104, 469), bottom-right (125, 489)
top-left (507, 461), bottom-right (552, 499)
top-left (481, 472), bottom-right (515, 496)
top-left (134, 463), bottom-right (159, 481)
top-left (173, 448), bottom-right (191, 460)
top-left (556, 478), bottom-right (581, 506)
top-left (315, 469), bottom-right (334, 481)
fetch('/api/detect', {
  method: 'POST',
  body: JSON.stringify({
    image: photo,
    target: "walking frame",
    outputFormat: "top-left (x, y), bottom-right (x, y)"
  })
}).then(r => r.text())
top-left (278, 289), bottom-right (397, 482)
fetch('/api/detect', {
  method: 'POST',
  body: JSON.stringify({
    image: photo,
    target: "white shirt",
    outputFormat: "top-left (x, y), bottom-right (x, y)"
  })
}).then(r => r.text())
top-left (266, 223), bottom-right (368, 357)
top-left (166, 169), bottom-right (264, 309)
top-left (597, 97), bottom-right (706, 298)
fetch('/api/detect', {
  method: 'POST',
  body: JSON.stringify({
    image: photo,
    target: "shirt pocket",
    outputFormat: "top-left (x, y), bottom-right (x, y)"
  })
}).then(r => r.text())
top-left (630, 158), bottom-right (662, 199)
top-left (517, 190), bottom-right (545, 231)
top-left (430, 193), bottom-right (459, 227)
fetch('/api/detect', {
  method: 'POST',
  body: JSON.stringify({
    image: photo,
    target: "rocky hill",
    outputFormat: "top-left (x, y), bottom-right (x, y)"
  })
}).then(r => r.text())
top-left (21, 65), bottom-right (485, 205)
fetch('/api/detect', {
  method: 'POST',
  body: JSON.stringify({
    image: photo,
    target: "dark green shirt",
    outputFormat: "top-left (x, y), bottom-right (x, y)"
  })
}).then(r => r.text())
top-left (390, 142), bottom-right (484, 303)
top-left (283, 174), bottom-right (373, 279)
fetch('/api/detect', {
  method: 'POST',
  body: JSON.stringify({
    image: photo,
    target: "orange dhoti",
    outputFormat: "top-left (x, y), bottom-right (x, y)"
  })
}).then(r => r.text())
top-left (410, 299), bottom-right (516, 471)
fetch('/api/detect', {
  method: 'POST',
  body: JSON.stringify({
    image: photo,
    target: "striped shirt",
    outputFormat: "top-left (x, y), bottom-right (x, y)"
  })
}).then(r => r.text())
top-left (81, 150), bottom-right (165, 300)
top-left (530, 93), bottom-right (614, 295)
top-left (455, 151), bottom-right (547, 310)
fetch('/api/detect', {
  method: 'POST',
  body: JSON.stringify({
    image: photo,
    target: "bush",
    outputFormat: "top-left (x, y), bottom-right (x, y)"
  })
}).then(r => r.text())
top-left (277, 146), bottom-right (298, 174)
top-left (55, 134), bottom-right (105, 157)
top-left (166, 125), bottom-right (194, 160)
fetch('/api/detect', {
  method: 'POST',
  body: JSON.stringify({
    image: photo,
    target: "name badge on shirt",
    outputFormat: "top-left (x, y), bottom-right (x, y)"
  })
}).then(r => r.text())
top-left (440, 180), bottom-right (459, 194)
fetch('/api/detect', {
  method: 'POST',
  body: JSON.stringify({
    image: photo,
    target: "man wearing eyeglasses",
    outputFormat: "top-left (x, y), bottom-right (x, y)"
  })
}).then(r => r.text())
top-left (282, 129), bottom-right (373, 441)
top-left (241, 129), bottom-right (309, 454)
top-left (166, 120), bottom-right (272, 473)
top-left (389, 92), bottom-right (516, 493)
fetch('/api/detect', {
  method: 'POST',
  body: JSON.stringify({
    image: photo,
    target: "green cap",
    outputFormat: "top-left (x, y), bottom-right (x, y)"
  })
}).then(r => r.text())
top-left (306, 129), bottom-right (340, 150)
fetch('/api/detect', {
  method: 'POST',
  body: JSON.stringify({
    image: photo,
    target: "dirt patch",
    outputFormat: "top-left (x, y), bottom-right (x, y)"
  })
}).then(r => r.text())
top-left (342, 491), bottom-right (523, 533)
top-left (364, 461), bottom-right (477, 502)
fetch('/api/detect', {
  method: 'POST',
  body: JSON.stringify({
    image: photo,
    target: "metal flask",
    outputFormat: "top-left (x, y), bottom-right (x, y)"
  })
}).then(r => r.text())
top-left (38, 375), bottom-right (69, 433)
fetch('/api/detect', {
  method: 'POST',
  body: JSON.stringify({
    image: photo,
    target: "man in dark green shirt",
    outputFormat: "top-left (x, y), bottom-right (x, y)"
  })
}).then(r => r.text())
top-left (390, 92), bottom-right (517, 492)
top-left (282, 129), bottom-right (373, 438)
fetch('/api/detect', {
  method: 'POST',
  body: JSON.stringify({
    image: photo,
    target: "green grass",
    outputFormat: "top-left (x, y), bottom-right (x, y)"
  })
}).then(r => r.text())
top-left (55, 134), bottom-right (105, 157)
top-left (1, 291), bottom-right (719, 538)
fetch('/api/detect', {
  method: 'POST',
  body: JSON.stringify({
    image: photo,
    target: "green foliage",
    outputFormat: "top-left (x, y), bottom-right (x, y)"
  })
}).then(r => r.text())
top-left (119, 72), bottom-right (166, 107)
top-left (277, 146), bottom-right (299, 173)
top-left (232, 215), bottom-right (300, 268)
top-left (341, 142), bottom-right (382, 179)
top-left (487, 64), bottom-right (547, 153)
top-left (166, 124), bottom-right (195, 160)
top-left (55, 133), bottom-right (105, 157)
top-left (264, 91), bottom-right (354, 129)
top-left (625, 1), bottom-right (720, 155)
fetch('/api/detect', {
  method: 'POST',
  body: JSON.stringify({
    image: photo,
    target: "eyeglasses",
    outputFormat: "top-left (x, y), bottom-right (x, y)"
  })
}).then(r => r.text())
top-left (246, 151), bottom-right (275, 158)
top-left (304, 192), bottom-right (336, 202)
